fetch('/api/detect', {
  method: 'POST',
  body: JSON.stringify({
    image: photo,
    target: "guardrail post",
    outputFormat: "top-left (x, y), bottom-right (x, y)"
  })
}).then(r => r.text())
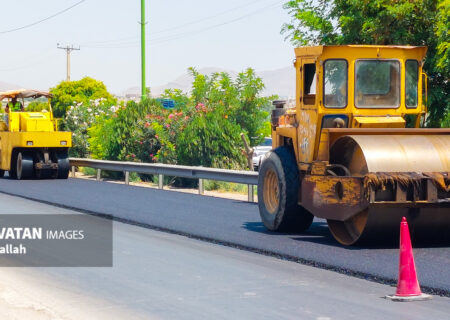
top-left (248, 184), bottom-right (254, 202)
top-left (71, 166), bottom-right (76, 178)
top-left (96, 169), bottom-right (101, 181)
top-left (199, 179), bottom-right (204, 195)
top-left (158, 174), bottom-right (164, 189)
top-left (125, 171), bottom-right (130, 185)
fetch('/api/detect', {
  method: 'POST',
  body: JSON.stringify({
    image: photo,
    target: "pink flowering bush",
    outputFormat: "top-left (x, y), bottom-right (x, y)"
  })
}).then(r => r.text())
top-left (88, 68), bottom-right (271, 184)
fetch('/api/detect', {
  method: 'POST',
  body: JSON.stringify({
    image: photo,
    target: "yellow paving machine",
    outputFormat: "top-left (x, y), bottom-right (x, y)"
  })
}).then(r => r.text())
top-left (258, 45), bottom-right (449, 245)
top-left (0, 89), bottom-right (72, 179)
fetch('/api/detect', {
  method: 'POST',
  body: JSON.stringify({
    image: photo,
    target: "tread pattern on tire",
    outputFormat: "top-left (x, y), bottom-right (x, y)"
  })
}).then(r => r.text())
top-left (258, 146), bottom-right (313, 232)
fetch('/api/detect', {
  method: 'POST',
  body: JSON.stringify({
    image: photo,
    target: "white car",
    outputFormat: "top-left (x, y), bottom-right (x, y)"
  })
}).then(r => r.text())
top-left (252, 137), bottom-right (272, 171)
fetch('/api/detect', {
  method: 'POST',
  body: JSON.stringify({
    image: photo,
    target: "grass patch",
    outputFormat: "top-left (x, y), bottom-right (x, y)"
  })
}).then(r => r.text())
top-left (81, 167), bottom-right (96, 176)
top-left (204, 180), bottom-right (247, 193)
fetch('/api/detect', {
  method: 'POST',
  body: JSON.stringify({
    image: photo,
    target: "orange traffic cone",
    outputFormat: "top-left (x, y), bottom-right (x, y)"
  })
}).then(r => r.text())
top-left (386, 217), bottom-right (431, 301)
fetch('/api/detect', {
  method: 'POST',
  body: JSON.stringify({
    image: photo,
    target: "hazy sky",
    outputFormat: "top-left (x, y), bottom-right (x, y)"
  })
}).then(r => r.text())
top-left (0, 0), bottom-right (294, 93)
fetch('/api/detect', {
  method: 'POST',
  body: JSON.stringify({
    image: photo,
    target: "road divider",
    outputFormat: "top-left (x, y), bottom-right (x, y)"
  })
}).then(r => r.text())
top-left (69, 158), bottom-right (258, 202)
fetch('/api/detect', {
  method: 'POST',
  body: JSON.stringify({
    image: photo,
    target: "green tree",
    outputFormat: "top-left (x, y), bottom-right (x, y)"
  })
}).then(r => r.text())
top-left (50, 77), bottom-right (116, 117)
top-left (25, 101), bottom-right (49, 112)
top-left (188, 68), bottom-right (273, 145)
top-left (282, 0), bottom-right (449, 127)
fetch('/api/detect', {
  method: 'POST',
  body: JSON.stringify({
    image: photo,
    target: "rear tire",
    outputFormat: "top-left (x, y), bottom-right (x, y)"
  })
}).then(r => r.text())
top-left (257, 146), bottom-right (314, 232)
top-left (0, 170), bottom-right (4, 178)
top-left (9, 151), bottom-right (18, 179)
top-left (16, 151), bottom-right (34, 180)
top-left (55, 151), bottom-right (69, 179)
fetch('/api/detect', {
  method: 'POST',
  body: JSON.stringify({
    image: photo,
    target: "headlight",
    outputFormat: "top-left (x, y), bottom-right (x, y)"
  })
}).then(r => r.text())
top-left (26, 141), bottom-right (33, 146)
top-left (60, 141), bottom-right (67, 146)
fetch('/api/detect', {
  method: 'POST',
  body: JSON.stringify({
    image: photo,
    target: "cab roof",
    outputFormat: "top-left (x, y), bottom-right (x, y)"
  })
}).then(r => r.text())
top-left (0, 89), bottom-right (52, 100)
top-left (294, 45), bottom-right (428, 59)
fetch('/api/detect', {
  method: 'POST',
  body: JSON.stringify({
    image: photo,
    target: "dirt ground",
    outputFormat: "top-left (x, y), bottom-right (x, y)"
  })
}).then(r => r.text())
top-left (72, 171), bottom-right (256, 203)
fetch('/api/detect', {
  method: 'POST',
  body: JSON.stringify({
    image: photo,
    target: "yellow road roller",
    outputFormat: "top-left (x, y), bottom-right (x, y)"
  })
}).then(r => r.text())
top-left (0, 89), bottom-right (72, 179)
top-left (258, 45), bottom-right (449, 245)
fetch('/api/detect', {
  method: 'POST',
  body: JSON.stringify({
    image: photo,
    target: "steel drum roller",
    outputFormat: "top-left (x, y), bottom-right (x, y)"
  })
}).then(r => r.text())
top-left (327, 135), bottom-right (450, 245)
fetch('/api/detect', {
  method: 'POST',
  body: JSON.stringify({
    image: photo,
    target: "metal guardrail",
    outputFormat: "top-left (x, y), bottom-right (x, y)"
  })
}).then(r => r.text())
top-left (69, 158), bottom-right (258, 202)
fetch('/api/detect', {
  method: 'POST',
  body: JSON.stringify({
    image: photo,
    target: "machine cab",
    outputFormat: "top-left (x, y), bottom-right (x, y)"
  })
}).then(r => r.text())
top-left (273, 45), bottom-right (428, 166)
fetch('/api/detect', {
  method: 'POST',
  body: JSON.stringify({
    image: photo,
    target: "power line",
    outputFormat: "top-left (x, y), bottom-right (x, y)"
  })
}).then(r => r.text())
top-left (147, 0), bottom-right (265, 36)
top-left (80, 0), bottom-right (264, 46)
top-left (151, 1), bottom-right (284, 45)
top-left (83, 0), bottom-right (283, 49)
top-left (0, 0), bottom-right (86, 34)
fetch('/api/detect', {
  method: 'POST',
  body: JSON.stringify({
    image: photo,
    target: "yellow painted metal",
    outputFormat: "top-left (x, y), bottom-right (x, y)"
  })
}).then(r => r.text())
top-left (352, 116), bottom-right (405, 128)
top-left (275, 126), bottom-right (298, 159)
top-left (0, 90), bottom-right (71, 172)
top-left (0, 131), bottom-right (72, 170)
top-left (268, 45), bottom-right (450, 245)
top-left (297, 109), bottom-right (318, 164)
top-left (275, 45), bottom-right (430, 165)
top-left (8, 112), bottom-right (20, 132)
top-left (19, 112), bottom-right (54, 132)
top-left (294, 46), bottom-right (324, 57)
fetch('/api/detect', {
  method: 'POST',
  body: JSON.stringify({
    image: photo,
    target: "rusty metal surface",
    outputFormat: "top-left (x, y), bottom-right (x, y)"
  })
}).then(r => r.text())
top-left (363, 172), bottom-right (449, 202)
top-left (35, 163), bottom-right (58, 170)
top-left (301, 176), bottom-right (369, 221)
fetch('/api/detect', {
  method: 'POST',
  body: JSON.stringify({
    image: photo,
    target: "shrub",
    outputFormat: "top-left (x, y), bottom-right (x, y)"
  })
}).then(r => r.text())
top-left (63, 99), bottom-right (116, 157)
top-left (176, 105), bottom-right (246, 169)
top-left (87, 68), bottom-right (270, 186)
top-left (89, 99), bottom-right (164, 161)
top-left (50, 77), bottom-right (116, 118)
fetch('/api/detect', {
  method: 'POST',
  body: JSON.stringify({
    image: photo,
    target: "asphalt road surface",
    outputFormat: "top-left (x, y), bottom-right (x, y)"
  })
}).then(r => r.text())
top-left (0, 177), bottom-right (449, 295)
top-left (0, 193), bottom-right (448, 319)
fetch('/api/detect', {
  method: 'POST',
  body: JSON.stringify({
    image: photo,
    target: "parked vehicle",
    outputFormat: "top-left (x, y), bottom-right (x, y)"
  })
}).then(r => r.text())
top-left (252, 137), bottom-right (272, 171)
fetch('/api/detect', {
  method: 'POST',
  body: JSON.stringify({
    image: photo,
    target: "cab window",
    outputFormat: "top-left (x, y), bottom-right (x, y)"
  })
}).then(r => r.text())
top-left (303, 63), bottom-right (316, 105)
top-left (324, 60), bottom-right (347, 108)
top-left (355, 60), bottom-right (400, 108)
top-left (406, 60), bottom-right (418, 108)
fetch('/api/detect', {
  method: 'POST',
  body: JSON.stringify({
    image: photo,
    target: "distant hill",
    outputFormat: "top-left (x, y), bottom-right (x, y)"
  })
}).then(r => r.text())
top-left (123, 66), bottom-right (295, 99)
top-left (0, 81), bottom-right (22, 92)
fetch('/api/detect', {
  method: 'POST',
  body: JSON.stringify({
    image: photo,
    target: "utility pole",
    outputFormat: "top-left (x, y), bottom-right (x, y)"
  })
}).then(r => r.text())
top-left (57, 44), bottom-right (80, 82)
top-left (140, 0), bottom-right (147, 100)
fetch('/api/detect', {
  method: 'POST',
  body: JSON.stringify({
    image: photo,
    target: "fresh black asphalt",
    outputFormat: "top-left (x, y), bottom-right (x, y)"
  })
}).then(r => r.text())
top-left (0, 177), bottom-right (449, 294)
top-left (3, 193), bottom-right (449, 319)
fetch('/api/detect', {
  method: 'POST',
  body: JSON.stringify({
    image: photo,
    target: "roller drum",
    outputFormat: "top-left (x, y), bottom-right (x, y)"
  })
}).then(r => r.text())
top-left (327, 134), bottom-right (450, 246)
